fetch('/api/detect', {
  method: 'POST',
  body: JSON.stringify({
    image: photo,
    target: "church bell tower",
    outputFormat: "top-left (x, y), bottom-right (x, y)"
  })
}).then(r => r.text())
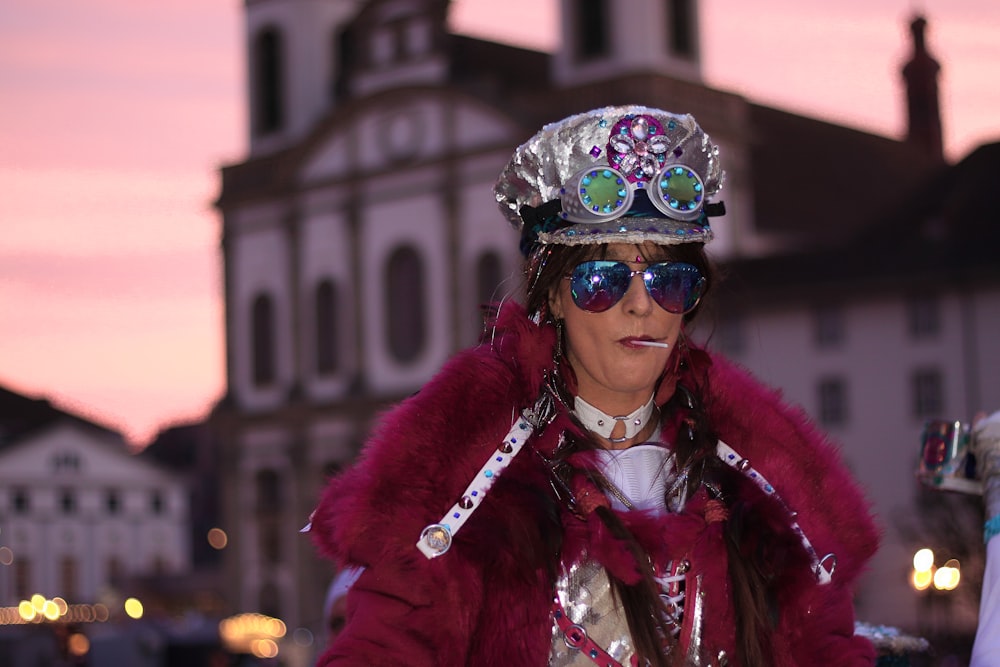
top-left (245, 0), bottom-right (363, 156)
top-left (553, 0), bottom-right (703, 88)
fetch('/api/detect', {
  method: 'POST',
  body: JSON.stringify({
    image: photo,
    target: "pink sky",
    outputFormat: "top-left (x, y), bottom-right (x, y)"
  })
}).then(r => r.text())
top-left (2, 0), bottom-right (998, 446)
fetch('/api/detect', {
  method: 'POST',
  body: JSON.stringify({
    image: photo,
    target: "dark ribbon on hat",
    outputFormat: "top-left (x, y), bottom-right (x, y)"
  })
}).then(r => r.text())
top-left (518, 191), bottom-right (726, 257)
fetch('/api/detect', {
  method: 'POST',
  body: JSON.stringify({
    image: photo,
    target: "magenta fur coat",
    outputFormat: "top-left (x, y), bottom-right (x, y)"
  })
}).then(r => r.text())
top-left (311, 303), bottom-right (879, 666)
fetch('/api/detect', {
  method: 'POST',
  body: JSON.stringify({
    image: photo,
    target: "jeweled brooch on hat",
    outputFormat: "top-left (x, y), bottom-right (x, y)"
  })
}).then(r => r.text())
top-left (495, 105), bottom-right (726, 256)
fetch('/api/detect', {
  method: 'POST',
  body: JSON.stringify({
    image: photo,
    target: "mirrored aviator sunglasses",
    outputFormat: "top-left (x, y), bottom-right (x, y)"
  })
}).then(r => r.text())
top-left (568, 260), bottom-right (705, 314)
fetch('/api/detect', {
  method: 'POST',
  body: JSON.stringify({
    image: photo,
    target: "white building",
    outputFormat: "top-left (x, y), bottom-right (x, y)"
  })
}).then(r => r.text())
top-left (698, 198), bottom-right (1000, 629)
top-left (0, 389), bottom-right (190, 607)
top-left (213, 0), bottom-right (998, 645)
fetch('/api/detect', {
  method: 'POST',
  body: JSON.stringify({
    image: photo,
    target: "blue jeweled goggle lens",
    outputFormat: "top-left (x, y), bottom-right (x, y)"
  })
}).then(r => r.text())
top-left (568, 260), bottom-right (705, 314)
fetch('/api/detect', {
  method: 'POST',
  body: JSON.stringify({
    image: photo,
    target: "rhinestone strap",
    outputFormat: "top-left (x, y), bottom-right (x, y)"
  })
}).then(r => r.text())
top-left (416, 414), bottom-right (535, 558)
top-left (716, 440), bottom-right (835, 584)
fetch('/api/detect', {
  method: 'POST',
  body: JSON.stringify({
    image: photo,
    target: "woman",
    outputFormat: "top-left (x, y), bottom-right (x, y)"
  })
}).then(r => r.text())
top-left (310, 105), bottom-right (879, 666)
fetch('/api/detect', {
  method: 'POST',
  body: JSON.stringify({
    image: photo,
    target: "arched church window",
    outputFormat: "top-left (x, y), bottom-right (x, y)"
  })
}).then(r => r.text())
top-left (385, 245), bottom-right (426, 363)
top-left (252, 293), bottom-right (276, 386)
top-left (332, 26), bottom-right (355, 101)
top-left (667, 0), bottom-right (695, 57)
top-left (474, 251), bottom-right (503, 334)
top-left (259, 581), bottom-right (281, 619)
top-left (315, 279), bottom-right (339, 376)
top-left (256, 468), bottom-right (283, 512)
top-left (253, 27), bottom-right (285, 135)
top-left (576, 0), bottom-right (609, 60)
top-left (475, 251), bottom-right (503, 307)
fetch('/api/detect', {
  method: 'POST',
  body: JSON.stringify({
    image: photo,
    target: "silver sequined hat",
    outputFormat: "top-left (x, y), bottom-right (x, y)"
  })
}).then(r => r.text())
top-left (495, 105), bottom-right (725, 256)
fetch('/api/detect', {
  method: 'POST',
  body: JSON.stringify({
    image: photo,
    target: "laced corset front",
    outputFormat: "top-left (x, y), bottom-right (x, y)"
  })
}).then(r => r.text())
top-left (549, 440), bottom-right (690, 667)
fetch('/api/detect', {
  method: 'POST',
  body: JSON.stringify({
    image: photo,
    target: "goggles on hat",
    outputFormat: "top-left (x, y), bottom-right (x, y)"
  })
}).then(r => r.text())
top-left (559, 163), bottom-right (706, 224)
top-left (567, 260), bottom-right (705, 314)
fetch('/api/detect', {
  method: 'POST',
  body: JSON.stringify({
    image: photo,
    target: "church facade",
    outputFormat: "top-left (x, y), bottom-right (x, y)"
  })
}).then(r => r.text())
top-left (214, 0), bottom-right (1000, 649)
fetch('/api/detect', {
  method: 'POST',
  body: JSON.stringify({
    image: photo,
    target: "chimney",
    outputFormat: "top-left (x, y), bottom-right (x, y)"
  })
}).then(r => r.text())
top-left (902, 15), bottom-right (944, 162)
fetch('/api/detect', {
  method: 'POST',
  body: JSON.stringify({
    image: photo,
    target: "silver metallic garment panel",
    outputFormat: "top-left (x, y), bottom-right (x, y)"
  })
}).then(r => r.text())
top-left (550, 559), bottom-right (635, 666)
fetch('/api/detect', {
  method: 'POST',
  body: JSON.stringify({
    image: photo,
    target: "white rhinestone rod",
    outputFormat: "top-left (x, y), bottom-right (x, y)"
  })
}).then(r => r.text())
top-left (416, 413), bottom-right (535, 559)
top-left (716, 439), bottom-right (836, 585)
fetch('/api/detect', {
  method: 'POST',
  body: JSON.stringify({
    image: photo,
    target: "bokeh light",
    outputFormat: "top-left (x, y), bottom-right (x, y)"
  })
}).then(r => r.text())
top-left (18, 600), bottom-right (36, 622)
top-left (911, 568), bottom-right (932, 591)
top-left (124, 598), bottom-right (143, 619)
top-left (293, 627), bottom-right (314, 646)
top-left (913, 548), bottom-right (934, 572)
top-left (251, 638), bottom-right (279, 659)
top-left (67, 633), bottom-right (90, 657)
top-left (933, 560), bottom-right (961, 591)
top-left (42, 599), bottom-right (60, 621)
top-left (207, 527), bottom-right (228, 550)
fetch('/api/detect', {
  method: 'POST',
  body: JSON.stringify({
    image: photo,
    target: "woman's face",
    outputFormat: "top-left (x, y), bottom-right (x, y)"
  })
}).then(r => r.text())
top-left (549, 242), bottom-right (685, 414)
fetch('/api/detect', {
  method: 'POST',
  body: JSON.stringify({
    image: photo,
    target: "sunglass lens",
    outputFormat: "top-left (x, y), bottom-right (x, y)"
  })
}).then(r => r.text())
top-left (644, 263), bottom-right (705, 314)
top-left (569, 261), bottom-right (630, 312)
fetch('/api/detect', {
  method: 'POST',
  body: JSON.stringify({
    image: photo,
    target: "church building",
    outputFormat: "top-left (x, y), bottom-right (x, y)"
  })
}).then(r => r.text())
top-left (214, 0), bottom-right (1000, 649)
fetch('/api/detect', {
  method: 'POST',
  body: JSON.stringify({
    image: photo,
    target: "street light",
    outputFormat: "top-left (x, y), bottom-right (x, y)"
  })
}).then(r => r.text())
top-left (910, 548), bottom-right (961, 592)
top-left (124, 597), bottom-right (144, 619)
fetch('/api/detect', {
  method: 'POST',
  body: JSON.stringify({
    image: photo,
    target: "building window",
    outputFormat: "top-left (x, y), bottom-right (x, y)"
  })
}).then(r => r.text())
top-left (107, 556), bottom-right (125, 586)
top-left (405, 18), bottom-right (431, 56)
top-left (576, 0), bottom-right (609, 60)
top-left (332, 26), bottom-right (355, 101)
top-left (818, 377), bottom-right (848, 427)
top-left (14, 558), bottom-right (31, 599)
top-left (150, 490), bottom-right (165, 515)
top-left (667, 0), bottom-right (695, 57)
top-left (60, 556), bottom-right (78, 601)
top-left (152, 556), bottom-right (169, 576)
top-left (814, 304), bottom-right (845, 348)
top-left (12, 488), bottom-right (29, 514)
top-left (474, 251), bottom-right (503, 333)
top-left (715, 314), bottom-right (746, 357)
top-left (261, 520), bottom-right (281, 565)
top-left (907, 294), bottom-right (941, 340)
top-left (476, 252), bottom-right (503, 307)
top-left (256, 469), bottom-right (282, 513)
top-left (252, 293), bottom-right (277, 386)
top-left (259, 581), bottom-right (281, 619)
top-left (315, 279), bottom-right (339, 376)
top-left (253, 27), bottom-right (285, 135)
top-left (52, 452), bottom-right (81, 473)
top-left (106, 489), bottom-right (121, 515)
top-left (59, 489), bottom-right (76, 515)
top-left (913, 367), bottom-right (944, 418)
top-left (372, 27), bottom-right (398, 65)
top-left (385, 245), bottom-right (427, 363)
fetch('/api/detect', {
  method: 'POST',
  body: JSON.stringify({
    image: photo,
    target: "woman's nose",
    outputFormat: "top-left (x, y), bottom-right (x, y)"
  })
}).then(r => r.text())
top-left (620, 273), bottom-right (654, 315)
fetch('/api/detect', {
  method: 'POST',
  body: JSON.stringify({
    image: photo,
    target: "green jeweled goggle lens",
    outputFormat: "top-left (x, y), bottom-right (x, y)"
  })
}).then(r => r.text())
top-left (560, 163), bottom-right (706, 224)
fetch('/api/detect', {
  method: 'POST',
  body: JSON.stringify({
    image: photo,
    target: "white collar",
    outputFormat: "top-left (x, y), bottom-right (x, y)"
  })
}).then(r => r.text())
top-left (573, 394), bottom-right (657, 443)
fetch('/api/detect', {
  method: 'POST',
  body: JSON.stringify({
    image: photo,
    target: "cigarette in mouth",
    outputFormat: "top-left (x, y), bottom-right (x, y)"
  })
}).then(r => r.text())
top-left (632, 340), bottom-right (671, 349)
